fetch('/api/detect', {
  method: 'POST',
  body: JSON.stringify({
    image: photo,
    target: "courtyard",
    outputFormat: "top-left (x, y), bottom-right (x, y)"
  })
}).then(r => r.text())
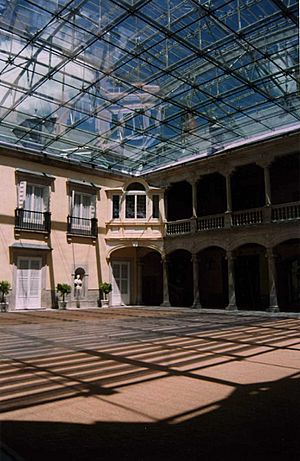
top-left (0, 308), bottom-right (300, 460)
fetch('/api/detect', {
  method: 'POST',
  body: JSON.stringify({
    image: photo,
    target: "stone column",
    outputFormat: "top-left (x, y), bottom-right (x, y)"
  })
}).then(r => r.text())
top-left (226, 250), bottom-right (237, 310)
top-left (224, 172), bottom-right (233, 228)
top-left (192, 253), bottom-right (201, 308)
top-left (266, 248), bottom-right (279, 312)
top-left (191, 179), bottom-right (198, 218)
top-left (263, 164), bottom-right (272, 206)
top-left (160, 255), bottom-right (171, 307)
top-left (257, 159), bottom-right (273, 223)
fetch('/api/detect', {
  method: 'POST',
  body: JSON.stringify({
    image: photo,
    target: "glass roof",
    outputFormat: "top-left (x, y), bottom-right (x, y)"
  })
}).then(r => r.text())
top-left (0, 0), bottom-right (298, 175)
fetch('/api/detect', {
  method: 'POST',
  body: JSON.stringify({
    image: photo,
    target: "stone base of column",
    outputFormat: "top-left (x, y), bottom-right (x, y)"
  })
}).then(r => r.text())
top-left (192, 302), bottom-right (202, 309)
top-left (225, 304), bottom-right (238, 311)
top-left (266, 306), bottom-right (280, 313)
top-left (160, 301), bottom-right (171, 307)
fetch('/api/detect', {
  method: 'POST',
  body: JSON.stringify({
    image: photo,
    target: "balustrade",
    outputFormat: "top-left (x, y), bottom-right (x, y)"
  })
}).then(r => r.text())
top-left (166, 219), bottom-right (191, 236)
top-left (197, 214), bottom-right (225, 231)
top-left (164, 201), bottom-right (300, 236)
top-left (232, 208), bottom-right (264, 226)
top-left (272, 202), bottom-right (300, 222)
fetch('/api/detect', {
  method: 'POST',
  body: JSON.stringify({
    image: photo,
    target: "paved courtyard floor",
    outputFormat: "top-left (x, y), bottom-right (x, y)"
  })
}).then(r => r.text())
top-left (0, 307), bottom-right (300, 460)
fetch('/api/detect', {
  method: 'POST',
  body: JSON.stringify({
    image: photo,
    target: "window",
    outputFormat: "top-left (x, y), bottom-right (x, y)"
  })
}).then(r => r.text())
top-left (152, 195), bottom-right (160, 218)
top-left (112, 195), bottom-right (120, 219)
top-left (125, 182), bottom-right (146, 219)
top-left (71, 190), bottom-right (96, 230)
top-left (18, 181), bottom-right (49, 224)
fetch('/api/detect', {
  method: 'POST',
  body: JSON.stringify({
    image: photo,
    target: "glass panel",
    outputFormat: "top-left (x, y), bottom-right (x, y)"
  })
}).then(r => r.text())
top-left (113, 264), bottom-right (120, 279)
top-left (121, 264), bottom-right (128, 278)
top-left (112, 195), bottom-right (120, 219)
top-left (121, 280), bottom-right (128, 294)
top-left (0, 0), bottom-right (297, 174)
top-left (125, 195), bottom-right (135, 218)
top-left (152, 195), bottom-right (159, 219)
top-left (137, 195), bottom-right (146, 218)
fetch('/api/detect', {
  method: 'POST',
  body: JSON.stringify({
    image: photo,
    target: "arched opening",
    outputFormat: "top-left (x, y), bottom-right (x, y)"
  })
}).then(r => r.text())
top-left (231, 164), bottom-right (265, 211)
top-left (110, 246), bottom-right (163, 306)
top-left (275, 239), bottom-right (300, 312)
top-left (198, 247), bottom-right (228, 308)
top-left (233, 244), bottom-right (268, 310)
top-left (74, 267), bottom-right (86, 298)
top-left (270, 154), bottom-right (300, 204)
top-left (167, 249), bottom-right (193, 307)
top-left (197, 174), bottom-right (227, 216)
top-left (166, 181), bottom-right (192, 221)
top-left (141, 251), bottom-right (163, 305)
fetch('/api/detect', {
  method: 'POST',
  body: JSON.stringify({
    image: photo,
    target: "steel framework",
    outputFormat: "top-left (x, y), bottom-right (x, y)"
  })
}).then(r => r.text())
top-left (0, 0), bottom-right (298, 175)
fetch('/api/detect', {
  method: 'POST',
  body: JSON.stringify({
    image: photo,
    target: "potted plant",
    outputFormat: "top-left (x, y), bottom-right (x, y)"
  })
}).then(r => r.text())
top-left (99, 282), bottom-right (112, 307)
top-left (0, 280), bottom-right (10, 312)
top-left (56, 283), bottom-right (71, 310)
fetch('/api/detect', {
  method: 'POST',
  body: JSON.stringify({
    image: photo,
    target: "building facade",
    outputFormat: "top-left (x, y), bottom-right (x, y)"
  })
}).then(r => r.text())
top-left (0, 130), bottom-right (299, 313)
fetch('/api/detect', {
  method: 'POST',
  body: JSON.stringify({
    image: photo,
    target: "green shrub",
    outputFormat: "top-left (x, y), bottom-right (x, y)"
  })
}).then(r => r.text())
top-left (0, 280), bottom-right (10, 303)
top-left (56, 283), bottom-right (71, 301)
top-left (99, 282), bottom-right (112, 294)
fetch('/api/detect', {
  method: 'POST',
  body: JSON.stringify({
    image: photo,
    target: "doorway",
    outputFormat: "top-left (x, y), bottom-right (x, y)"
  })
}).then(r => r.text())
top-left (111, 261), bottom-right (130, 305)
top-left (16, 257), bottom-right (42, 309)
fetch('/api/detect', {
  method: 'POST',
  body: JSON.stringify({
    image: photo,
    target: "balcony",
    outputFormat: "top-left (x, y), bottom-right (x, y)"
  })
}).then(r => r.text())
top-left (15, 208), bottom-right (51, 233)
top-left (166, 201), bottom-right (300, 236)
top-left (67, 215), bottom-right (98, 237)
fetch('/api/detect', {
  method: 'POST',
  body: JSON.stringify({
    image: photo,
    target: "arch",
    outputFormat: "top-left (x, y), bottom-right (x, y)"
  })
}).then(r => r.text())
top-left (123, 178), bottom-right (150, 193)
top-left (270, 153), bottom-right (300, 204)
top-left (231, 163), bottom-right (265, 211)
top-left (167, 249), bottom-right (193, 307)
top-left (166, 181), bottom-right (192, 221)
top-left (197, 246), bottom-right (228, 308)
top-left (126, 182), bottom-right (146, 191)
top-left (230, 236), bottom-right (267, 252)
top-left (233, 243), bottom-right (268, 310)
top-left (109, 245), bottom-right (163, 306)
top-left (197, 173), bottom-right (227, 216)
top-left (274, 239), bottom-right (300, 312)
top-left (74, 266), bottom-right (86, 298)
top-left (193, 238), bottom-right (227, 254)
top-left (107, 243), bottom-right (163, 260)
top-left (141, 251), bottom-right (163, 305)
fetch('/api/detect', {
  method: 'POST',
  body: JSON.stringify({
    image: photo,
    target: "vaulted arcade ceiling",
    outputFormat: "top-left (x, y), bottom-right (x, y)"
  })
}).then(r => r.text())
top-left (0, 0), bottom-right (298, 175)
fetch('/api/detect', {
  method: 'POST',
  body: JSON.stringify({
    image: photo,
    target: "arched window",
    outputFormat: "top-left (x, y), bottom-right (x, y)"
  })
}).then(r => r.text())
top-left (125, 182), bottom-right (146, 219)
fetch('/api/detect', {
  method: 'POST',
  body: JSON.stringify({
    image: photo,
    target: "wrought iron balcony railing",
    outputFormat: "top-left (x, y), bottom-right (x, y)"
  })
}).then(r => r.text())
top-left (15, 208), bottom-right (51, 233)
top-left (67, 215), bottom-right (98, 237)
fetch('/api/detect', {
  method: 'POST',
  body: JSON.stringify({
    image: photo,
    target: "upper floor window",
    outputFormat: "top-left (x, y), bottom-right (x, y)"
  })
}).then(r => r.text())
top-left (125, 182), bottom-right (146, 219)
top-left (108, 181), bottom-right (163, 222)
top-left (67, 180), bottom-right (99, 237)
top-left (15, 169), bottom-right (54, 233)
top-left (72, 191), bottom-right (96, 220)
top-left (18, 181), bottom-right (50, 213)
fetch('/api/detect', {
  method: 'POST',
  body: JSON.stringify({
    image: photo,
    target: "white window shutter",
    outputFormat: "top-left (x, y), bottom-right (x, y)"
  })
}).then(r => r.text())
top-left (18, 181), bottom-right (27, 208)
top-left (71, 189), bottom-right (75, 214)
top-left (43, 186), bottom-right (50, 211)
top-left (90, 194), bottom-right (96, 218)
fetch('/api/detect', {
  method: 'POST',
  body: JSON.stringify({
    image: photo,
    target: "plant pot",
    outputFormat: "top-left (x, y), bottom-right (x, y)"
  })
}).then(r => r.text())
top-left (58, 301), bottom-right (67, 310)
top-left (0, 302), bottom-right (8, 312)
top-left (101, 299), bottom-right (109, 307)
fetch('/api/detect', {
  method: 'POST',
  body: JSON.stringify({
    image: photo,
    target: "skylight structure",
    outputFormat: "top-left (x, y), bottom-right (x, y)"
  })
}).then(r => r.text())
top-left (0, 0), bottom-right (298, 175)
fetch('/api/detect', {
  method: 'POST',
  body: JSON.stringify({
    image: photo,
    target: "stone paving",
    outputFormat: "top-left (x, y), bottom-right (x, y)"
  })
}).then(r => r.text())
top-left (0, 307), bottom-right (300, 460)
